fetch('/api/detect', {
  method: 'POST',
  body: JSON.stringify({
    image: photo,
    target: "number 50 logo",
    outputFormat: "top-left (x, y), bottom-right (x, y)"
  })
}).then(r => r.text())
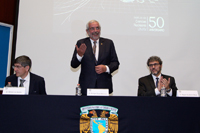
top-left (149, 17), bottom-right (165, 28)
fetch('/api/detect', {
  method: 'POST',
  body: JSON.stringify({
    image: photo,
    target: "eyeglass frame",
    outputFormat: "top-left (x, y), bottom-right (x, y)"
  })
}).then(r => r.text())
top-left (12, 65), bottom-right (26, 69)
top-left (88, 26), bottom-right (100, 31)
top-left (148, 63), bottom-right (160, 67)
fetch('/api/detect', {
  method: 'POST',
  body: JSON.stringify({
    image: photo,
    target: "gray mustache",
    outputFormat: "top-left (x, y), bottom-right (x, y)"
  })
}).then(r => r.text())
top-left (92, 32), bottom-right (99, 35)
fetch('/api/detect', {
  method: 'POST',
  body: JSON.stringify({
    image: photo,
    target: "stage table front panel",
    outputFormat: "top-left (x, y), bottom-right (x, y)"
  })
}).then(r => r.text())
top-left (0, 95), bottom-right (200, 133)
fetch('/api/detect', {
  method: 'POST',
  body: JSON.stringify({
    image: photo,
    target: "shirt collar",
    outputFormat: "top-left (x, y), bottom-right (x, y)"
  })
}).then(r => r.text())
top-left (152, 73), bottom-right (161, 80)
top-left (18, 72), bottom-right (30, 82)
top-left (90, 38), bottom-right (99, 45)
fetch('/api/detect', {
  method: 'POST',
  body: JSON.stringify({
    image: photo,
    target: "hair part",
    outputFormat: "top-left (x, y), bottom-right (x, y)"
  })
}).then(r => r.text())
top-left (86, 20), bottom-right (101, 31)
top-left (147, 56), bottom-right (162, 66)
top-left (14, 55), bottom-right (32, 70)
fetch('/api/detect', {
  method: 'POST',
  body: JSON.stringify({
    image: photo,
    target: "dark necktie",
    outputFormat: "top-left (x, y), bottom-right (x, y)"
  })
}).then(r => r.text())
top-left (93, 41), bottom-right (97, 64)
top-left (93, 41), bottom-right (96, 55)
top-left (19, 79), bottom-right (25, 87)
top-left (156, 78), bottom-right (159, 88)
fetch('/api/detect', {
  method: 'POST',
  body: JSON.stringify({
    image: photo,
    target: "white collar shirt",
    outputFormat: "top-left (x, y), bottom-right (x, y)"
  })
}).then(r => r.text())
top-left (90, 38), bottom-right (99, 61)
top-left (152, 74), bottom-right (161, 95)
top-left (18, 72), bottom-right (30, 95)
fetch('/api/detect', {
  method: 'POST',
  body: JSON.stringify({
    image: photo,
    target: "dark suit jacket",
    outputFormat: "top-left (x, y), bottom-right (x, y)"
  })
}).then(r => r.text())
top-left (138, 74), bottom-right (178, 97)
top-left (71, 37), bottom-right (119, 95)
top-left (5, 72), bottom-right (47, 95)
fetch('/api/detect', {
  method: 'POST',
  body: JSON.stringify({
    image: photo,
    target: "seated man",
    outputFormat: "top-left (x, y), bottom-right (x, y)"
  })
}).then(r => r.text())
top-left (138, 56), bottom-right (178, 97)
top-left (5, 55), bottom-right (47, 95)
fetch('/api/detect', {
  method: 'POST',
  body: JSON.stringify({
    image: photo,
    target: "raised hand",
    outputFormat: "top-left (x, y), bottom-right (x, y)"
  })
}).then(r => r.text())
top-left (76, 43), bottom-right (87, 57)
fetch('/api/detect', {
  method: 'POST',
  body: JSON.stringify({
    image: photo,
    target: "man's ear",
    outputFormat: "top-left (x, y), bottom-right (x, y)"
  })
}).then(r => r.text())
top-left (25, 66), bottom-right (30, 72)
top-left (86, 29), bottom-right (89, 35)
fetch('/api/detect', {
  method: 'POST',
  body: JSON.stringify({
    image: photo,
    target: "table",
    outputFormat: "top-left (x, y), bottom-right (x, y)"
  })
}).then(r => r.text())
top-left (0, 95), bottom-right (200, 133)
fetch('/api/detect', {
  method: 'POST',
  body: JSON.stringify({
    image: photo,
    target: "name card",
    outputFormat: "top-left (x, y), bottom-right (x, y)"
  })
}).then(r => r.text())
top-left (87, 88), bottom-right (109, 96)
top-left (177, 90), bottom-right (199, 97)
top-left (3, 87), bottom-right (26, 95)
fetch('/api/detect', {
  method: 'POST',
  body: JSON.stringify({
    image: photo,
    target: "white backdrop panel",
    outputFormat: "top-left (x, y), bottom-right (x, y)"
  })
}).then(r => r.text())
top-left (16, 0), bottom-right (200, 96)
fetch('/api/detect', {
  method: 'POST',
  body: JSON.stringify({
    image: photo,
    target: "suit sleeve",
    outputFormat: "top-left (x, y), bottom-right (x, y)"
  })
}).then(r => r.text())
top-left (138, 78), bottom-right (156, 97)
top-left (169, 77), bottom-right (178, 97)
top-left (4, 78), bottom-right (8, 86)
top-left (71, 41), bottom-right (81, 68)
top-left (107, 40), bottom-right (120, 74)
top-left (39, 78), bottom-right (47, 95)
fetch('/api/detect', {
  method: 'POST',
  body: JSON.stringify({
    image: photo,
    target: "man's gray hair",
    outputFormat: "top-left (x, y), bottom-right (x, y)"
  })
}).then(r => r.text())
top-left (147, 56), bottom-right (162, 66)
top-left (14, 55), bottom-right (32, 70)
top-left (86, 20), bottom-right (101, 30)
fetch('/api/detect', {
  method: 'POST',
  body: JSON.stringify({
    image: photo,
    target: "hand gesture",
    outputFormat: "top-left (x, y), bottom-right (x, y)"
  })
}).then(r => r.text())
top-left (95, 65), bottom-right (107, 74)
top-left (75, 43), bottom-right (87, 57)
top-left (161, 77), bottom-right (170, 89)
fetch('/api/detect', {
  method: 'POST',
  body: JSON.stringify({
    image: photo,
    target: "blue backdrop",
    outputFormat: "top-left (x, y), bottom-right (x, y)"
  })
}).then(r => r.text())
top-left (0, 25), bottom-right (11, 88)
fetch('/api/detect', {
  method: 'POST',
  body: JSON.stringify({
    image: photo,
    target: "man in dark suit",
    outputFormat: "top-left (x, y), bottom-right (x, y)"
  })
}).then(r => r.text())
top-left (71, 20), bottom-right (120, 95)
top-left (5, 55), bottom-right (46, 95)
top-left (138, 56), bottom-right (178, 97)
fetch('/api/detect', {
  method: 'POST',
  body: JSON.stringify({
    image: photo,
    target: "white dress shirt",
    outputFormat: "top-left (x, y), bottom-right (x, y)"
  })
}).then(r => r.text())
top-left (18, 72), bottom-right (30, 95)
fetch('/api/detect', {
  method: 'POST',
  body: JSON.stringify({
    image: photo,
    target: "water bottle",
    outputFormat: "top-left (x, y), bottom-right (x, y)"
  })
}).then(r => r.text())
top-left (160, 86), bottom-right (166, 97)
top-left (6, 82), bottom-right (12, 87)
top-left (76, 84), bottom-right (82, 96)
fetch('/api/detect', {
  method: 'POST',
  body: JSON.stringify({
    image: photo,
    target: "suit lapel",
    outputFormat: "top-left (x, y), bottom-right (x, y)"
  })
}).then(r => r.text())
top-left (13, 75), bottom-right (18, 86)
top-left (85, 38), bottom-right (96, 61)
top-left (161, 74), bottom-right (167, 79)
top-left (85, 38), bottom-right (92, 53)
top-left (148, 74), bottom-right (156, 89)
top-left (98, 38), bottom-right (104, 64)
top-left (29, 73), bottom-right (34, 94)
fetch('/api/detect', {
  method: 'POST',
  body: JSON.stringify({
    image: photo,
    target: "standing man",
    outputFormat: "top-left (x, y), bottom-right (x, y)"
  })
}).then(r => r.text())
top-left (71, 20), bottom-right (120, 95)
top-left (138, 56), bottom-right (178, 97)
top-left (5, 55), bottom-right (47, 95)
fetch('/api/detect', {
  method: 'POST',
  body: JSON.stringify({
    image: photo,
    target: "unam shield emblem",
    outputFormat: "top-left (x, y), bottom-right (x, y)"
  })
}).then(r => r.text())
top-left (80, 105), bottom-right (118, 133)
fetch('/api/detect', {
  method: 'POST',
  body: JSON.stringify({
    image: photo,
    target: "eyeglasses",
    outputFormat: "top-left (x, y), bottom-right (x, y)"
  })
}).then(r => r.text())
top-left (12, 65), bottom-right (23, 69)
top-left (148, 63), bottom-right (160, 67)
top-left (89, 27), bottom-right (100, 31)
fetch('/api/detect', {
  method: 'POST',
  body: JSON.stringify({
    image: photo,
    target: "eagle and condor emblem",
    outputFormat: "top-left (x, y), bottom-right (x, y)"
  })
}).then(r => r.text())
top-left (80, 105), bottom-right (118, 133)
